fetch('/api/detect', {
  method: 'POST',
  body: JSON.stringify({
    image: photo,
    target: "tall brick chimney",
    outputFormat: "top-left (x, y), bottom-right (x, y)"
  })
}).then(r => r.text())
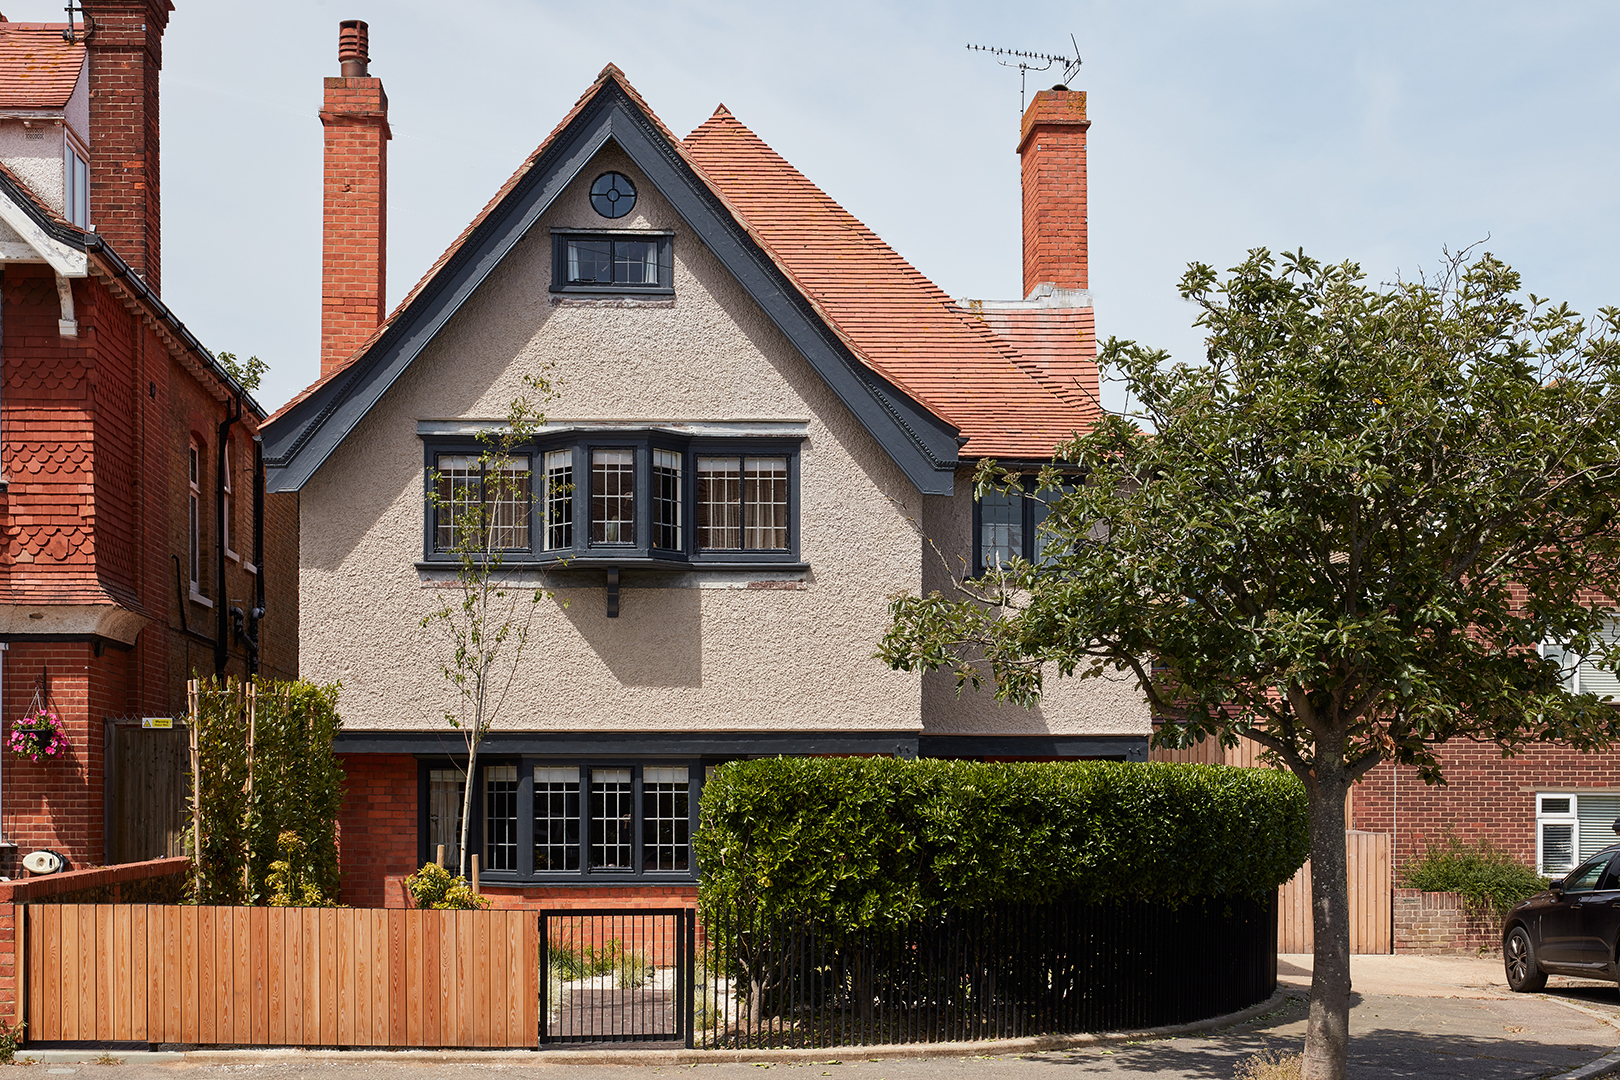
top-left (82, 0), bottom-right (171, 291)
top-left (1018, 87), bottom-right (1089, 300)
top-left (320, 19), bottom-right (389, 378)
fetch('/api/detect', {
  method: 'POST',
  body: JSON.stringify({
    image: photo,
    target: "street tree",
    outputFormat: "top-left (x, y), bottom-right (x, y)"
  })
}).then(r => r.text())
top-left (879, 249), bottom-right (1620, 1080)
top-left (421, 373), bottom-right (556, 877)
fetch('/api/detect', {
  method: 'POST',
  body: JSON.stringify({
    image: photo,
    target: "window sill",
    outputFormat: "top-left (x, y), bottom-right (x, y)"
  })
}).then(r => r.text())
top-left (416, 557), bottom-right (809, 573)
top-left (225, 548), bottom-right (240, 564)
top-left (547, 285), bottom-right (674, 299)
top-left (189, 589), bottom-right (214, 610)
top-left (244, 562), bottom-right (258, 576)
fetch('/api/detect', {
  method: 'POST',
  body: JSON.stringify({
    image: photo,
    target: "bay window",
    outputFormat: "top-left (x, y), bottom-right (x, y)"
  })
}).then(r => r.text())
top-left (423, 759), bottom-right (700, 881)
top-left (422, 430), bottom-right (802, 567)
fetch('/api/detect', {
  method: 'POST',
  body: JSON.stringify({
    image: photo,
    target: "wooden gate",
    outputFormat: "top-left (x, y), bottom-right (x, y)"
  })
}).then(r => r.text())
top-left (22, 905), bottom-right (540, 1047)
top-left (1277, 830), bottom-right (1392, 954)
top-left (105, 722), bottom-right (190, 864)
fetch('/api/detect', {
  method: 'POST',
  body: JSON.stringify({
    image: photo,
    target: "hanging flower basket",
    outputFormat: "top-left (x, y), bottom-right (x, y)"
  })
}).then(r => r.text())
top-left (9, 708), bottom-right (67, 763)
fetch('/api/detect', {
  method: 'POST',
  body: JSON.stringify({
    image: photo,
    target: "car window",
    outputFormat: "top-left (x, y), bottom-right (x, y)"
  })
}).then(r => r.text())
top-left (1565, 856), bottom-right (1612, 893)
top-left (1601, 856), bottom-right (1620, 892)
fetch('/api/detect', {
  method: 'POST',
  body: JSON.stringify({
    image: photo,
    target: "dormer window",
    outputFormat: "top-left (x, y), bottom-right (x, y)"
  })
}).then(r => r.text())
top-left (65, 143), bottom-right (88, 228)
top-left (550, 230), bottom-right (673, 296)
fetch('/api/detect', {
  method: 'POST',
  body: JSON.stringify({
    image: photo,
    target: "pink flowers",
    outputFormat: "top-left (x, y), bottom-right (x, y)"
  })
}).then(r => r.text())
top-left (9, 709), bottom-right (67, 763)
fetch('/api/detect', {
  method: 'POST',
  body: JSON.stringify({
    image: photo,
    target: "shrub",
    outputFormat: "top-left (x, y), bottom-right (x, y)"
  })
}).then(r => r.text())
top-left (0, 1018), bottom-right (23, 1063)
top-left (1235, 1049), bottom-right (1302, 1080)
top-left (404, 862), bottom-right (490, 910)
top-left (1397, 835), bottom-right (1549, 920)
top-left (695, 758), bottom-right (1309, 932)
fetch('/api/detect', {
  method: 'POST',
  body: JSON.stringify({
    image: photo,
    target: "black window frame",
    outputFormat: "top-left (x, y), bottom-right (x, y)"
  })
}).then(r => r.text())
top-left (416, 757), bottom-right (703, 884)
top-left (421, 431), bottom-right (804, 569)
top-left (971, 470), bottom-right (1079, 577)
top-left (550, 229), bottom-right (674, 296)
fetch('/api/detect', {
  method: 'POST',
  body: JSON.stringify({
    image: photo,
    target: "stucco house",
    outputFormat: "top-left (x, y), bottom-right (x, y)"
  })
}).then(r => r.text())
top-left (262, 25), bottom-right (1149, 908)
top-left (0, 3), bottom-right (298, 874)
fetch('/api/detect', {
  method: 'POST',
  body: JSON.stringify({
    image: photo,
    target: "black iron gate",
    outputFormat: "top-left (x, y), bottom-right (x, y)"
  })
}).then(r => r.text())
top-left (539, 907), bottom-right (696, 1046)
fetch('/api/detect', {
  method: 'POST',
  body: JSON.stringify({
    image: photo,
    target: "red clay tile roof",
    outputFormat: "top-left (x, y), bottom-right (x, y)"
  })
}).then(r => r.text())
top-left (966, 304), bottom-right (1099, 414)
top-left (279, 66), bottom-right (1096, 461)
top-left (0, 23), bottom-right (84, 110)
top-left (682, 106), bottom-right (1094, 458)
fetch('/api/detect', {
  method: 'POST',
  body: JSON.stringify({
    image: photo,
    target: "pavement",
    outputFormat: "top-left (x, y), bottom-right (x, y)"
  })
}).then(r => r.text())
top-left (10, 953), bottom-right (1620, 1080)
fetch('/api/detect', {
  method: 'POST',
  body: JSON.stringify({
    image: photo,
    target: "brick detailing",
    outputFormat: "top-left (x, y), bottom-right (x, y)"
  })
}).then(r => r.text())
top-left (1393, 888), bottom-right (1500, 955)
top-left (82, 0), bottom-right (169, 292)
top-left (320, 25), bottom-right (389, 379)
top-left (1019, 89), bottom-right (1089, 298)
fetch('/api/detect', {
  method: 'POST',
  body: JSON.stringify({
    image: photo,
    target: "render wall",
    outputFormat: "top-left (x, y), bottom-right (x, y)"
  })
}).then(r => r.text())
top-left (299, 144), bottom-right (925, 734)
top-left (915, 469), bottom-right (1150, 738)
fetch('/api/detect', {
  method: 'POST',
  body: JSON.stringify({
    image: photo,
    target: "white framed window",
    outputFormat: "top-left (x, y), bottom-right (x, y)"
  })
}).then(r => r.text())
top-left (1536, 792), bottom-right (1620, 876)
top-left (222, 441), bottom-right (239, 562)
top-left (1543, 616), bottom-right (1620, 699)
top-left (542, 449), bottom-right (573, 551)
top-left (432, 453), bottom-right (531, 553)
top-left (64, 142), bottom-right (88, 229)
top-left (188, 441), bottom-right (211, 608)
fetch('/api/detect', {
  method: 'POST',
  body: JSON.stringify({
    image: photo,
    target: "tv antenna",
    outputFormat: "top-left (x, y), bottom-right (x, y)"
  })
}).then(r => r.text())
top-left (967, 35), bottom-right (1082, 113)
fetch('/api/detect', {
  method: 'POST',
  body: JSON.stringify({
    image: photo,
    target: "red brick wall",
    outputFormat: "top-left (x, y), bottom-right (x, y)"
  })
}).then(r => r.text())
top-left (337, 753), bottom-right (418, 908)
top-left (320, 70), bottom-right (389, 378)
top-left (1350, 742), bottom-right (1620, 871)
top-left (1019, 89), bottom-right (1089, 297)
top-left (83, 0), bottom-right (169, 292)
top-left (1394, 888), bottom-right (1500, 954)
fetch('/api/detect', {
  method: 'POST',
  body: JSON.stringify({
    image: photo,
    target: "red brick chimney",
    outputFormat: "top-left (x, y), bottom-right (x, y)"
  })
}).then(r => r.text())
top-left (320, 19), bottom-right (390, 379)
top-left (82, 0), bottom-right (171, 291)
top-left (1018, 87), bottom-right (1089, 299)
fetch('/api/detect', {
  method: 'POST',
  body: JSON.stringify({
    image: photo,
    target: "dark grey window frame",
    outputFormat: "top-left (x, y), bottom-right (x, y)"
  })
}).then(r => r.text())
top-left (550, 229), bottom-right (674, 296)
top-left (971, 470), bottom-right (1079, 577)
top-left (416, 756), bottom-right (702, 884)
top-left (421, 432), bottom-right (804, 569)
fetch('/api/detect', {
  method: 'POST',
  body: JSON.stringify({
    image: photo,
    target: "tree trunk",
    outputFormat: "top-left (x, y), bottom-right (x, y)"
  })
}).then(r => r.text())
top-left (1302, 754), bottom-right (1352, 1080)
top-left (459, 738), bottom-right (478, 879)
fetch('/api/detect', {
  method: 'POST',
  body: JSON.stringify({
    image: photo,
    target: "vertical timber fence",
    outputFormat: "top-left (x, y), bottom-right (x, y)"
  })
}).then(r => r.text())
top-left (21, 905), bottom-right (539, 1047)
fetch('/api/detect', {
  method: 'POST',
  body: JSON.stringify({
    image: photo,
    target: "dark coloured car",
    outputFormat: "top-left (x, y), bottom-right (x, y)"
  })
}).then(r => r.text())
top-left (1503, 843), bottom-right (1620, 992)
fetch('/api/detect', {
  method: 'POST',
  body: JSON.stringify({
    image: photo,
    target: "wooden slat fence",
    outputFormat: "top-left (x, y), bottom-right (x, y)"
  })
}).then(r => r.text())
top-left (22, 906), bottom-right (539, 1047)
top-left (1277, 830), bottom-right (1392, 954)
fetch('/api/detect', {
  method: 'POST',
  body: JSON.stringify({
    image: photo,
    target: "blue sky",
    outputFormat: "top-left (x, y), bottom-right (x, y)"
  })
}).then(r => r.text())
top-left (10, 1), bottom-right (1620, 414)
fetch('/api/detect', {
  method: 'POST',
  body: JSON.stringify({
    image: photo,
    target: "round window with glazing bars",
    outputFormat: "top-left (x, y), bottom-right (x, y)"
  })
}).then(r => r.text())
top-left (590, 172), bottom-right (637, 219)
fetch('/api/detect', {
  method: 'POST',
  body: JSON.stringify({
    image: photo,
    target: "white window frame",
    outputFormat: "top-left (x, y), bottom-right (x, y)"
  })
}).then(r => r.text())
top-left (64, 140), bottom-right (88, 229)
top-left (188, 441), bottom-right (212, 609)
top-left (222, 440), bottom-right (239, 563)
top-left (1537, 793), bottom-right (1579, 876)
top-left (1543, 616), bottom-right (1620, 699)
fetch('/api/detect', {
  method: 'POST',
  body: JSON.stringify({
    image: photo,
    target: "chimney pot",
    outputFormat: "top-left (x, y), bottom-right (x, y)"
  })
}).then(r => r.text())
top-left (338, 19), bottom-right (369, 77)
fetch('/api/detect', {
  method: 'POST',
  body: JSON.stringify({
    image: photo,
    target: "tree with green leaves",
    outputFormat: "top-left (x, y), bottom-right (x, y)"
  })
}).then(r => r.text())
top-left (879, 248), bottom-right (1620, 1080)
top-left (421, 374), bottom-right (557, 877)
top-left (215, 351), bottom-right (268, 394)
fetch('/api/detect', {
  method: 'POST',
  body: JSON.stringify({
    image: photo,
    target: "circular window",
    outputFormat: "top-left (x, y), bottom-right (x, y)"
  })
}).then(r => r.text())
top-left (590, 172), bottom-right (637, 219)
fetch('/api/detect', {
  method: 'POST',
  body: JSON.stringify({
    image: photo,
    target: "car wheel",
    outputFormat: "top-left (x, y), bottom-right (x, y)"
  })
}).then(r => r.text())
top-left (1504, 926), bottom-right (1547, 992)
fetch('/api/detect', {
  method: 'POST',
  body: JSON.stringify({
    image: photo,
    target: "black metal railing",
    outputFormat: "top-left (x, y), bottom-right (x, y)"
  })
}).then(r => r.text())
top-left (693, 895), bottom-right (1276, 1049)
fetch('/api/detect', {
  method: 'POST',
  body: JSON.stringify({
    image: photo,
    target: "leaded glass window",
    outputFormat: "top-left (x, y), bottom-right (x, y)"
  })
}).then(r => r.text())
top-left (642, 767), bottom-right (690, 872)
top-left (591, 768), bottom-right (634, 870)
top-left (589, 171), bottom-right (637, 219)
top-left (979, 486), bottom-right (1022, 570)
top-left (484, 765), bottom-right (518, 872)
top-left (563, 238), bottom-right (661, 286)
top-left (653, 449), bottom-right (682, 550)
top-left (697, 456), bottom-right (788, 551)
top-left (534, 766), bottom-right (581, 872)
top-left (434, 454), bottom-right (531, 552)
top-left (591, 449), bottom-right (635, 544)
top-left (543, 449), bottom-right (574, 550)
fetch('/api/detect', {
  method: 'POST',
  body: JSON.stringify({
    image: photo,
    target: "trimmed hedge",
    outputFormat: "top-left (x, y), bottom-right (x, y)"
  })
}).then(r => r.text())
top-left (695, 758), bottom-right (1309, 932)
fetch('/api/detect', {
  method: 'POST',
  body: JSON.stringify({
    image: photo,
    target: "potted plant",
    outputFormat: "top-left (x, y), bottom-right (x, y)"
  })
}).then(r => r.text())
top-left (9, 707), bottom-right (67, 763)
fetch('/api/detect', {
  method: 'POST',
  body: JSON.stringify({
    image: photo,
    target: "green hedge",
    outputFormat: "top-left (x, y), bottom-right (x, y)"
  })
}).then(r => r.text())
top-left (695, 758), bottom-right (1309, 932)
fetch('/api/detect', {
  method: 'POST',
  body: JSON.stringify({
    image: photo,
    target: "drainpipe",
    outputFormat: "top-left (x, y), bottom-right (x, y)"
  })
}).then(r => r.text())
top-left (215, 397), bottom-right (241, 676)
top-left (244, 437), bottom-right (265, 678)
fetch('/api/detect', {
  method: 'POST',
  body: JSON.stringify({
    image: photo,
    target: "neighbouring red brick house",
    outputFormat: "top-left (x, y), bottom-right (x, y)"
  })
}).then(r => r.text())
top-left (0, 3), bottom-right (297, 874)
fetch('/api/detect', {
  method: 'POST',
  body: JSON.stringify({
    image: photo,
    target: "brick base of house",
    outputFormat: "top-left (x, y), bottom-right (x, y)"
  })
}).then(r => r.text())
top-left (1394, 888), bottom-right (1502, 955)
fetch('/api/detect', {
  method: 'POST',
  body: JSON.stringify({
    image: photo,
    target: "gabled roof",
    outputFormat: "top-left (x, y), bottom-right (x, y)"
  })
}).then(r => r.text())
top-left (683, 108), bottom-right (1095, 458)
top-left (263, 66), bottom-right (964, 495)
top-left (0, 23), bottom-right (84, 110)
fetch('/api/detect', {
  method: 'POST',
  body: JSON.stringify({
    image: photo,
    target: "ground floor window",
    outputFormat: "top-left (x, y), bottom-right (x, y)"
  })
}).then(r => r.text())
top-left (1537, 791), bottom-right (1620, 876)
top-left (422, 758), bottom-right (699, 881)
